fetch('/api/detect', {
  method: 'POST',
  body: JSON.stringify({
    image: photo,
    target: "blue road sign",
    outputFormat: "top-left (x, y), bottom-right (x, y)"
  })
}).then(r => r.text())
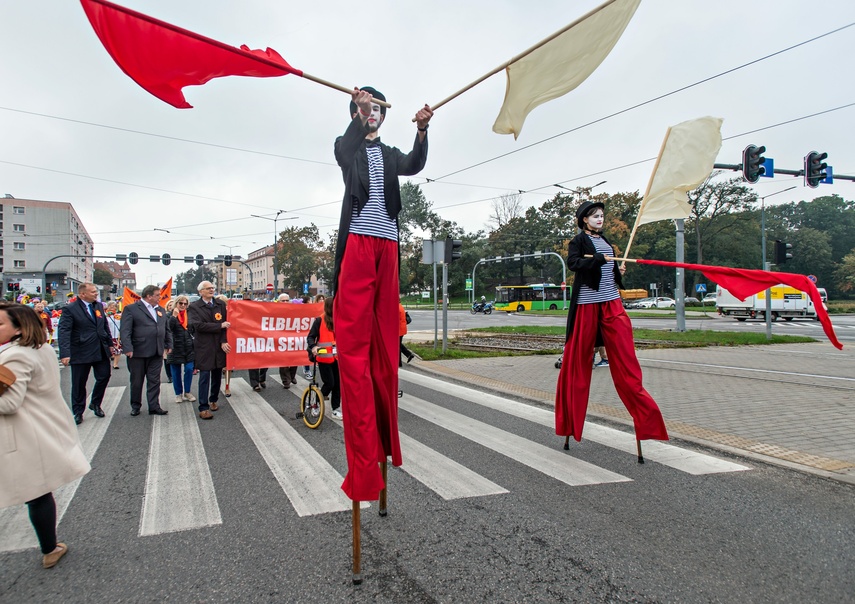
top-left (761, 157), bottom-right (774, 177)
top-left (822, 166), bottom-right (833, 184)
top-left (303, 283), bottom-right (309, 294)
top-left (696, 283), bottom-right (707, 293)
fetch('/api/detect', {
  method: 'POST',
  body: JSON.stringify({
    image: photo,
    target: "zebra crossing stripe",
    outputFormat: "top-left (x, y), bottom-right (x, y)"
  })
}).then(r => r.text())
top-left (400, 371), bottom-right (750, 475)
top-left (399, 394), bottom-right (631, 487)
top-left (139, 385), bottom-right (222, 537)
top-left (0, 386), bottom-right (125, 553)
top-left (398, 432), bottom-right (509, 500)
top-left (228, 378), bottom-right (356, 517)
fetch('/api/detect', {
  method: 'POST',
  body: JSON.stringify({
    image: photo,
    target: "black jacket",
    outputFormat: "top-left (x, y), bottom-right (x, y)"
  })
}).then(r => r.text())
top-left (166, 314), bottom-right (195, 365)
top-left (564, 231), bottom-right (625, 342)
top-left (57, 299), bottom-right (113, 364)
top-left (187, 298), bottom-right (228, 371)
top-left (332, 116), bottom-right (428, 294)
top-left (119, 301), bottom-right (173, 358)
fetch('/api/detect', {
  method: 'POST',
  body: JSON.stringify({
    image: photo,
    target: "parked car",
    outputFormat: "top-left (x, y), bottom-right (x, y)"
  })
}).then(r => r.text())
top-left (634, 296), bottom-right (676, 309)
top-left (702, 293), bottom-right (717, 304)
top-left (625, 297), bottom-right (653, 309)
top-left (684, 296), bottom-right (700, 304)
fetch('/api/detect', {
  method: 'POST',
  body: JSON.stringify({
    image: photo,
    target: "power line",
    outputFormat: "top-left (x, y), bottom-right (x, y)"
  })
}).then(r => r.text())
top-left (428, 22), bottom-right (855, 182)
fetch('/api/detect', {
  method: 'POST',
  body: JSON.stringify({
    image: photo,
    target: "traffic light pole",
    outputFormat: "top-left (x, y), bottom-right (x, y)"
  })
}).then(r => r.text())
top-left (41, 254), bottom-right (121, 298)
top-left (714, 163), bottom-right (855, 182)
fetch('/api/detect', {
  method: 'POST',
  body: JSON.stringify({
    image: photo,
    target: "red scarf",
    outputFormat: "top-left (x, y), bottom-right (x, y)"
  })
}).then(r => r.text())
top-left (177, 309), bottom-right (188, 329)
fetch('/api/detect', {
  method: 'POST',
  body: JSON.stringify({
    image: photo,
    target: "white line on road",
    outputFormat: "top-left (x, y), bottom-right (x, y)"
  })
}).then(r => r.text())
top-left (228, 378), bottom-right (357, 517)
top-left (399, 394), bottom-right (631, 487)
top-left (139, 385), bottom-right (221, 537)
top-left (400, 371), bottom-right (749, 475)
top-left (0, 386), bottom-right (125, 553)
top-left (636, 358), bottom-right (855, 382)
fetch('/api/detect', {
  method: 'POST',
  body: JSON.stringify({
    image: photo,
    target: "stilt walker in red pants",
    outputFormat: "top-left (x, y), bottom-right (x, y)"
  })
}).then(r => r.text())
top-left (556, 201), bottom-right (668, 448)
top-left (333, 89), bottom-right (431, 485)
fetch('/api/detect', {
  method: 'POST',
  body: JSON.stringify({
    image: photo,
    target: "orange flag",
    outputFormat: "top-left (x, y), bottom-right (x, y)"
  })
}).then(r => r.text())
top-left (121, 287), bottom-right (140, 308)
top-left (159, 278), bottom-right (173, 307)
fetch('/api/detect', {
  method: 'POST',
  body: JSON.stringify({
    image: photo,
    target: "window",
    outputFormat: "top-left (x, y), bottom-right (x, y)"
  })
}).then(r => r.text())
top-left (13, 242), bottom-right (24, 251)
top-left (13, 207), bottom-right (24, 215)
top-left (13, 224), bottom-right (24, 232)
top-left (13, 260), bottom-right (25, 268)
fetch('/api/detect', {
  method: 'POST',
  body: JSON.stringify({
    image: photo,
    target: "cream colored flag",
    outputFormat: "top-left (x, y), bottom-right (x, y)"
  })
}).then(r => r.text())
top-left (492, 0), bottom-right (641, 139)
top-left (636, 116), bottom-right (724, 226)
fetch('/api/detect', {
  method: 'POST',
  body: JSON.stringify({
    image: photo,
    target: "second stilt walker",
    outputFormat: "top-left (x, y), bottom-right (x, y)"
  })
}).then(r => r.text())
top-left (555, 200), bottom-right (668, 445)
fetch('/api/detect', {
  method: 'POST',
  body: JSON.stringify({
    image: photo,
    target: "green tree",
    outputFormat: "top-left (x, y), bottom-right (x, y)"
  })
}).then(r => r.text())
top-left (93, 267), bottom-right (114, 287)
top-left (276, 224), bottom-right (322, 292)
top-left (174, 267), bottom-right (215, 294)
top-left (686, 173), bottom-right (758, 265)
top-left (833, 250), bottom-right (855, 294)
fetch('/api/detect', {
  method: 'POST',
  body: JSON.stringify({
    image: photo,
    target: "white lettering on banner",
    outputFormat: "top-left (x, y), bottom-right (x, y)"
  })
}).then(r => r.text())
top-left (235, 338), bottom-right (277, 353)
top-left (277, 337), bottom-right (307, 352)
top-left (260, 317), bottom-right (313, 332)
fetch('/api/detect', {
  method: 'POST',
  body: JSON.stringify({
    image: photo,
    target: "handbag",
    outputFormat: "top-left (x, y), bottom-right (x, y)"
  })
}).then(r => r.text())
top-left (0, 363), bottom-right (17, 394)
top-left (405, 311), bottom-right (412, 325)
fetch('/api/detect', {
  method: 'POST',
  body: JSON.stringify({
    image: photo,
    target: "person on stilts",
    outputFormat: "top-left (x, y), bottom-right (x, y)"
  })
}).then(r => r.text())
top-left (555, 200), bottom-right (668, 445)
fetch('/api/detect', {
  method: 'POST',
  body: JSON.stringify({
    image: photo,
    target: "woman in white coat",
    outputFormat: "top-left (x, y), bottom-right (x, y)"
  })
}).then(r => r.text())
top-left (0, 303), bottom-right (90, 569)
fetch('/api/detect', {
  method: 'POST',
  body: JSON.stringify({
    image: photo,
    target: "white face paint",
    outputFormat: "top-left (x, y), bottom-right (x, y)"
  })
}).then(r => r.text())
top-left (365, 103), bottom-right (384, 133)
top-left (585, 210), bottom-right (605, 231)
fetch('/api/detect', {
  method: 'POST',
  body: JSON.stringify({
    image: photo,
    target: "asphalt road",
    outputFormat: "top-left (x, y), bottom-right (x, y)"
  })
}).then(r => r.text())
top-left (1, 362), bottom-right (852, 602)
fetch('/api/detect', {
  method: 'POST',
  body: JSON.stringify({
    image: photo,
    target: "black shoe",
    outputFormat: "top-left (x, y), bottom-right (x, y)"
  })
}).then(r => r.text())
top-left (291, 378), bottom-right (297, 385)
top-left (130, 409), bottom-right (141, 416)
top-left (260, 382), bottom-right (266, 389)
top-left (253, 385), bottom-right (262, 392)
top-left (406, 354), bottom-right (415, 364)
top-left (74, 413), bottom-right (83, 425)
top-left (149, 408), bottom-right (169, 416)
top-left (89, 403), bottom-right (105, 418)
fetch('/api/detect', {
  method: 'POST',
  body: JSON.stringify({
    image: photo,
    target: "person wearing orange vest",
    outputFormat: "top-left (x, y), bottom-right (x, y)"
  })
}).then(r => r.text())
top-left (306, 297), bottom-right (341, 419)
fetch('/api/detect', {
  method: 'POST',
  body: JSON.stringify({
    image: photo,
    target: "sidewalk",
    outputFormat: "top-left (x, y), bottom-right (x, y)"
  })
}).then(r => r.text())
top-left (407, 342), bottom-right (855, 485)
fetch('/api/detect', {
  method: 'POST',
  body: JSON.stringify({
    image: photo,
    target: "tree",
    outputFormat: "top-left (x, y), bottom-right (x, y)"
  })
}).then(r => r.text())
top-left (174, 267), bottom-right (215, 294)
top-left (487, 193), bottom-right (523, 230)
top-left (276, 224), bottom-right (322, 292)
top-left (833, 250), bottom-right (855, 294)
top-left (686, 173), bottom-right (757, 265)
top-left (93, 267), bottom-right (115, 287)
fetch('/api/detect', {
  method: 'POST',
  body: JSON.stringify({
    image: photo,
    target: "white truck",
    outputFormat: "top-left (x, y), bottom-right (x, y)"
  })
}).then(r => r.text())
top-left (716, 284), bottom-right (827, 322)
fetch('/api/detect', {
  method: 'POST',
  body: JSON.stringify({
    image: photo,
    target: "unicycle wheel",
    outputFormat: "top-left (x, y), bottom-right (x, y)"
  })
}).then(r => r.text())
top-left (300, 385), bottom-right (325, 429)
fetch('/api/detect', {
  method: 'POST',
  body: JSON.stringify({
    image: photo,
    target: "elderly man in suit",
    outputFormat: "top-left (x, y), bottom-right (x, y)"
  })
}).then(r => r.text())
top-left (187, 281), bottom-right (230, 420)
top-left (58, 282), bottom-right (113, 425)
top-left (120, 285), bottom-right (173, 416)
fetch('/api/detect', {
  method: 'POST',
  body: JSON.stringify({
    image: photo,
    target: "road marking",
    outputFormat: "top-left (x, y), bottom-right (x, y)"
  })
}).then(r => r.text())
top-left (0, 387), bottom-right (124, 553)
top-left (399, 395), bottom-right (631, 487)
top-left (400, 372), bottom-right (749, 475)
top-left (228, 378), bottom-right (356, 516)
top-left (139, 385), bottom-right (221, 537)
top-left (398, 432), bottom-right (509, 500)
top-left (635, 358), bottom-right (855, 382)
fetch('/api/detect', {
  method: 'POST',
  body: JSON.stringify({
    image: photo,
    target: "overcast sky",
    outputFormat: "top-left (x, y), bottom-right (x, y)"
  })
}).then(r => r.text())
top-left (2, 0), bottom-right (854, 286)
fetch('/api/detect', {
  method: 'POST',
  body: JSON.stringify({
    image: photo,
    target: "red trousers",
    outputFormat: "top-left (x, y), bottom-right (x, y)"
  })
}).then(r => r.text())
top-left (334, 234), bottom-right (402, 501)
top-left (555, 298), bottom-right (668, 442)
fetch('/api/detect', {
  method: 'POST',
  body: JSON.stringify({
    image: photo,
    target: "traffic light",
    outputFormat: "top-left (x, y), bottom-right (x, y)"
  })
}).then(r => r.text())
top-left (444, 236), bottom-right (462, 263)
top-left (774, 240), bottom-right (792, 265)
top-left (224, 255), bottom-right (232, 267)
top-left (111, 284), bottom-right (117, 294)
top-left (742, 144), bottom-right (766, 183)
top-left (195, 254), bottom-right (204, 266)
top-left (128, 252), bottom-right (139, 265)
top-left (804, 151), bottom-right (828, 188)
top-left (161, 253), bottom-right (172, 266)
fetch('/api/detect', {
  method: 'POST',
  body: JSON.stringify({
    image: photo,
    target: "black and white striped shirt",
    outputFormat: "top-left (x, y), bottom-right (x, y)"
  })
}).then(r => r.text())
top-left (350, 145), bottom-right (398, 241)
top-left (577, 234), bottom-right (620, 304)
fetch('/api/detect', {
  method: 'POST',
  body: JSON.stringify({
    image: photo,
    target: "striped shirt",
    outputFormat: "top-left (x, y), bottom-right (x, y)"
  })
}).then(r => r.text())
top-left (350, 144), bottom-right (398, 241)
top-left (577, 234), bottom-right (620, 304)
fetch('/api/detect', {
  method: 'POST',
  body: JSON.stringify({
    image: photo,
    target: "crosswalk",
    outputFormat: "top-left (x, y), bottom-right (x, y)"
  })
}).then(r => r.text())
top-left (0, 370), bottom-right (750, 552)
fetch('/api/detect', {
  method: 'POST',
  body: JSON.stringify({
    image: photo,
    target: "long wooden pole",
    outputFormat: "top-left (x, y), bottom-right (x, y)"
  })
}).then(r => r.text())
top-left (622, 127), bottom-right (672, 268)
top-left (88, 0), bottom-right (391, 108)
top-left (379, 461), bottom-right (388, 517)
top-left (420, 0), bottom-right (622, 115)
top-left (352, 501), bottom-right (362, 585)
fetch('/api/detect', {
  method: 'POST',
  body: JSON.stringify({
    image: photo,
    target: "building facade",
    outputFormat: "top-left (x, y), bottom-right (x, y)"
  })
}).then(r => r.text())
top-left (94, 260), bottom-right (137, 301)
top-left (1, 195), bottom-right (93, 299)
top-left (208, 256), bottom-right (245, 295)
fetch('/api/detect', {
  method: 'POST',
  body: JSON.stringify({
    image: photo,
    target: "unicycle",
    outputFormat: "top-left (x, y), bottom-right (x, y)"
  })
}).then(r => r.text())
top-left (297, 360), bottom-right (325, 429)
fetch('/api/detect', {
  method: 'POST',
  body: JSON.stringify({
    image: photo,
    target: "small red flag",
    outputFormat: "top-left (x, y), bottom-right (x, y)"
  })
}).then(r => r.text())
top-left (637, 259), bottom-right (842, 350)
top-left (80, 0), bottom-right (303, 108)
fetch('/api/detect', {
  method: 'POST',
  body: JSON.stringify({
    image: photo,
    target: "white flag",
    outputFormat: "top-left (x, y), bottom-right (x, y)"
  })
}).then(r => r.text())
top-left (492, 0), bottom-right (641, 139)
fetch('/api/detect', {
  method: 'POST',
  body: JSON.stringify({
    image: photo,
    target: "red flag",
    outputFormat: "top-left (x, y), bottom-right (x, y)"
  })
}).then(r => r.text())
top-left (637, 259), bottom-right (842, 350)
top-left (80, 0), bottom-right (303, 108)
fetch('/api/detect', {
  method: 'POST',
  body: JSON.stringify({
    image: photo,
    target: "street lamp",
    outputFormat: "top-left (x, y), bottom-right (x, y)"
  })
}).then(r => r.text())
top-left (220, 244), bottom-right (241, 255)
top-left (251, 211), bottom-right (296, 295)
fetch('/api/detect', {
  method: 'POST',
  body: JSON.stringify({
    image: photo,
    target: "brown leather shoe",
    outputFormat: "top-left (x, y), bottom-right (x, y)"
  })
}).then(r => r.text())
top-left (209, 402), bottom-right (219, 411)
top-left (199, 410), bottom-right (214, 420)
top-left (43, 543), bottom-right (68, 569)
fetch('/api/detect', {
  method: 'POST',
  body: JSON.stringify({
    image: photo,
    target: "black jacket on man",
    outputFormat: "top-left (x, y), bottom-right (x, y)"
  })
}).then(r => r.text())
top-left (58, 299), bottom-right (112, 364)
top-left (564, 231), bottom-right (625, 342)
top-left (120, 301), bottom-right (172, 358)
top-left (332, 115), bottom-right (428, 293)
top-left (187, 298), bottom-right (227, 371)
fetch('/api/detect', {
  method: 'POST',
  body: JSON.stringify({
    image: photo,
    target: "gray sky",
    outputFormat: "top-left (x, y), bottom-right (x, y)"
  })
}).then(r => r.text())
top-left (2, 0), bottom-right (854, 286)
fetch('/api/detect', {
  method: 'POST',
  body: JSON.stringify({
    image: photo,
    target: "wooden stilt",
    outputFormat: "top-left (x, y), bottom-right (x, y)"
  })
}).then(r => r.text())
top-left (636, 438), bottom-right (645, 464)
top-left (224, 369), bottom-right (231, 397)
top-left (352, 501), bottom-right (362, 585)
top-left (563, 435), bottom-right (570, 451)
top-left (379, 461), bottom-right (388, 517)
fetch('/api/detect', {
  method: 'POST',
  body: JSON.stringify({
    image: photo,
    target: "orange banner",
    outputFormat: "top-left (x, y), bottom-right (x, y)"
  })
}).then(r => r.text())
top-left (121, 287), bottom-right (141, 309)
top-left (226, 301), bottom-right (322, 370)
top-left (159, 277), bottom-right (173, 307)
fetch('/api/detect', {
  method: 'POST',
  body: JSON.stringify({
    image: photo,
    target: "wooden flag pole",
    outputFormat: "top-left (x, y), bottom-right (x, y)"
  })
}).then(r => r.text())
top-left (413, 0), bottom-right (622, 119)
top-left (352, 501), bottom-right (362, 585)
top-left (584, 255), bottom-right (638, 263)
top-left (224, 369), bottom-right (231, 398)
top-left (379, 461), bottom-right (388, 517)
top-left (622, 126), bottom-right (672, 269)
top-left (300, 72), bottom-right (391, 108)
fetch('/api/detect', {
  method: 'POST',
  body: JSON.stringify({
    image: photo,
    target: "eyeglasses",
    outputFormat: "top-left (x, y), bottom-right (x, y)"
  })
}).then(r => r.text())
top-left (177, 302), bottom-right (188, 305)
